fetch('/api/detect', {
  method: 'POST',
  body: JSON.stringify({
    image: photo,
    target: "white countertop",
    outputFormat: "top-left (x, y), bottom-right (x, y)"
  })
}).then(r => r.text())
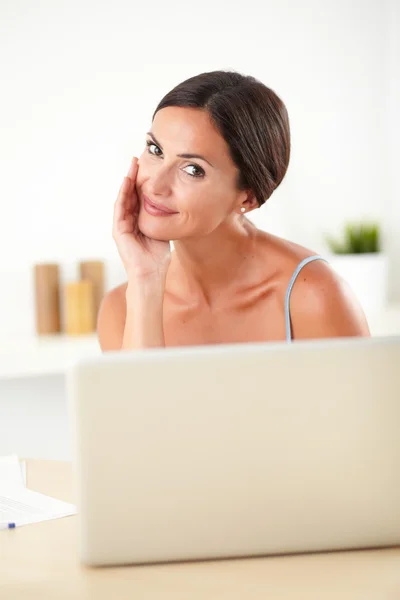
top-left (0, 333), bottom-right (100, 380)
top-left (1, 306), bottom-right (399, 380)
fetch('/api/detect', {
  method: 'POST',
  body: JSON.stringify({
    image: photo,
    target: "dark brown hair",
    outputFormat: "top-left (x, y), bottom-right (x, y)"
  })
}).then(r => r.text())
top-left (152, 70), bottom-right (291, 207)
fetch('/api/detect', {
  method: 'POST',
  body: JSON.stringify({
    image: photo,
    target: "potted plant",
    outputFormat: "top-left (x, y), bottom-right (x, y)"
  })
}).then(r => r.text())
top-left (325, 222), bottom-right (388, 313)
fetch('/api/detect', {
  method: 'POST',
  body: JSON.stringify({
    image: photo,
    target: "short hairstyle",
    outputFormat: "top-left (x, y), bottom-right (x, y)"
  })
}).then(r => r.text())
top-left (153, 70), bottom-right (291, 207)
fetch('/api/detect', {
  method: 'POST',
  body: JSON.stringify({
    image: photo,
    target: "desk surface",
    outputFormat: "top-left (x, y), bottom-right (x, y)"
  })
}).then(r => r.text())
top-left (0, 460), bottom-right (399, 600)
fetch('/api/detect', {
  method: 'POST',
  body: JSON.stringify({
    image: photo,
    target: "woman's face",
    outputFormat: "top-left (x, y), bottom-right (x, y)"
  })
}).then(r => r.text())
top-left (136, 106), bottom-right (248, 241)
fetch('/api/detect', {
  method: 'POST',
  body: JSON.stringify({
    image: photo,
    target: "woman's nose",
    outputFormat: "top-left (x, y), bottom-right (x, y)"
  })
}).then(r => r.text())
top-left (148, 163), bottom-right (173, 196)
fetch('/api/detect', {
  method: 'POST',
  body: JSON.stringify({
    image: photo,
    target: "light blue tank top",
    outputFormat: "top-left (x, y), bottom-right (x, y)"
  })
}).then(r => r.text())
top-left (285, 255), bottom-right (327, 342)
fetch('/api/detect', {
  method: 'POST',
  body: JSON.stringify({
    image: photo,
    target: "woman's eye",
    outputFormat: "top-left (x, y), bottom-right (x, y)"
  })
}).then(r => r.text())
top-left (146, 141), bottom-right (162, 156)
top-left (146, 140), bottom-right (204, 178)
top-left (183, 165), bottom-right (205, 178)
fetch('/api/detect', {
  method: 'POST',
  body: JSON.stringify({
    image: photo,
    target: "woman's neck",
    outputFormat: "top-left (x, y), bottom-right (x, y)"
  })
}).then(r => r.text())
top-left (168, 217), bottom-right (259, 308)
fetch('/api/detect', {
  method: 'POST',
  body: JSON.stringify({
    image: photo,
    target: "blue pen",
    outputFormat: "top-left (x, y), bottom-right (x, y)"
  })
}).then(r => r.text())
top-left (0, 522), bottom-right (16, 530)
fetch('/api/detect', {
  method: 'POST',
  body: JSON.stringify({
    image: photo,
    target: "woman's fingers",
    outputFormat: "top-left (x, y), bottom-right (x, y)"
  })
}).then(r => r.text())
top-left (113, 177), bottom-right (130, 228)
top-left (124, 157), bottom-right (139, 216)
top-left (113, 157), bottom-right (139, 227)
top-left (126, 156), bottom-right (139, 180)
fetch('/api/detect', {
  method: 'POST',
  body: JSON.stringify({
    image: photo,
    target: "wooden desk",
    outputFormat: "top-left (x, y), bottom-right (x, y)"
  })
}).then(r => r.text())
top-left (1, 460), bottom-right (399, 599)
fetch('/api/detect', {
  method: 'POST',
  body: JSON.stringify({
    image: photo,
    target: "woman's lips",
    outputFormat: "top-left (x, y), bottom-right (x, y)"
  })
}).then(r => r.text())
top-left (143, 194), bottom-right (178, 217)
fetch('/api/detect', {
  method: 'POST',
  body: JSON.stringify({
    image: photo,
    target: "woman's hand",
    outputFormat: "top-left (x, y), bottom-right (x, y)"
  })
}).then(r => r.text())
top-left (112, 157), bottom-right (171, 280)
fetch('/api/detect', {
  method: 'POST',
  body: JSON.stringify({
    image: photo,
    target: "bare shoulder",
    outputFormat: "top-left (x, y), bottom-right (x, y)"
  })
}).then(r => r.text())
top-left (97, 282), bottom-right (128, 351)
top-left (288, 257), bottom-right (370, 339)
top-left (256, 231), bottom-right (370, 340)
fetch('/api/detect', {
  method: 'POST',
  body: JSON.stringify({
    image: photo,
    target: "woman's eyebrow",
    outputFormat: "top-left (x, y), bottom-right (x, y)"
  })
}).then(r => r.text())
top-left (146, 131), bottom-right (215, 168)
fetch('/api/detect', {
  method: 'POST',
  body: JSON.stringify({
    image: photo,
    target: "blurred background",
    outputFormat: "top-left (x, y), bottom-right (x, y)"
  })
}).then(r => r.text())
top-left (0, 0), bottom-right (399, 458)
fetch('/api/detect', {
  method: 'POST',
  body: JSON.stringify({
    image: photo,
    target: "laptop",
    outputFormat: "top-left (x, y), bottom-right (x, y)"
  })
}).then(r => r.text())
top-left (67, 335), bottom-right (400, 566)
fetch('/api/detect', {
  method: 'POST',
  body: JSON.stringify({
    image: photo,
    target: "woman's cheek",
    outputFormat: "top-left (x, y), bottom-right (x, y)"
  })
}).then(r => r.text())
top-left (136, 153), bottom-right (150, 187)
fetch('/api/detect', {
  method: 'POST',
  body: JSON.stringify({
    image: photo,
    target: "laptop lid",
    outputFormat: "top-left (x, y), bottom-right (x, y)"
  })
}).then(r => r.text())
top-left (68, 336), bottom-right (400, 566)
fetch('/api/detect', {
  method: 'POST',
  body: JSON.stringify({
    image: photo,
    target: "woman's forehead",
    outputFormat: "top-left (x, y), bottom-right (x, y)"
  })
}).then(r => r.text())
top-left (151, 107), bottom-right (233, 167)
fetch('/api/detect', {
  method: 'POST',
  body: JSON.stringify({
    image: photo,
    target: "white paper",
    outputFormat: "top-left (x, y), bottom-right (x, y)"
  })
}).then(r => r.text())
top-left (0, 454), bottom-right (76, 528)
top-left (0, 455), bottom-right (25, 487)
top-left (0, 483), bottom-right (76, 526)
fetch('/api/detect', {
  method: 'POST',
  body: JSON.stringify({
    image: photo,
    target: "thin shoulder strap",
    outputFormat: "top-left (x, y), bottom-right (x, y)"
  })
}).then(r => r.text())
top-left (285, 255), bottom-right (328, 343)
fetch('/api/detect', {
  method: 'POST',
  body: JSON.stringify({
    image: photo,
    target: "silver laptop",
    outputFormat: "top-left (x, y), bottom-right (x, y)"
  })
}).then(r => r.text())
top-left (67, 336), bottom-right (400, 566)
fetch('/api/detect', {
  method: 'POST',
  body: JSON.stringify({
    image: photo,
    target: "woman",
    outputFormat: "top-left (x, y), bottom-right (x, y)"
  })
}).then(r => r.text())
top-left (98, 70), bottom-right (369, 351)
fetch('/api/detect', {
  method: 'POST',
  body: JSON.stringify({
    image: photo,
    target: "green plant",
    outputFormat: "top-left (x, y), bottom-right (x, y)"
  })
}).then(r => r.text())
top-left (326, 222), bottom-right (381, 254)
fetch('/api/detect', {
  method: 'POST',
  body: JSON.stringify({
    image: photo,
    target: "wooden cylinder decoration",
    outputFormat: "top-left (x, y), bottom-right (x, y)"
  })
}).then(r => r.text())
top-left (34, 264), bottom-right (61, 335)
top-left (64, 281), bottom-right (95, 335)
top-left (79, 260), bottom-right (105, 321)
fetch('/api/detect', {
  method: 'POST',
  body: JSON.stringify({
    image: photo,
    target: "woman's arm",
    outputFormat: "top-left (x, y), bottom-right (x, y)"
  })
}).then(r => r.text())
top-left (97, 274), bottom-right (167, 351)
top-left (98, 155), bottom-right (171, 352)
top-left (97, 285), bottom-right (126, 351)
top-left (122, 275), bottom-right (166, 350)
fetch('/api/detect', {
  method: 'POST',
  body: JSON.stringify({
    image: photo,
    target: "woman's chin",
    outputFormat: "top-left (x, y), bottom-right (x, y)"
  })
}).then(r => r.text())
top-left (138, 212), bottom-right (173, 241)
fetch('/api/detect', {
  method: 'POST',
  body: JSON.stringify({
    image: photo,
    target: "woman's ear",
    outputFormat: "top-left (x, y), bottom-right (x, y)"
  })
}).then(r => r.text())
top-left (239, 190), bottom-right (259, 214)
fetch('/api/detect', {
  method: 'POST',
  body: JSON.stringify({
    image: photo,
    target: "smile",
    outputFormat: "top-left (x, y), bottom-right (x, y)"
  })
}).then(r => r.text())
top-left (143, 195), bottom-right (178, 217)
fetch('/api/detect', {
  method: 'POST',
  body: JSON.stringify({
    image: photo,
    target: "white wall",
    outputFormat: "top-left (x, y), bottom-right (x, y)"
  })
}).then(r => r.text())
top-left (0, 375), bottom-right (70, 459)
top-left (385, 0), bottom-right (400, 301)
top-left (0, 0), bottom-right (398, 336)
